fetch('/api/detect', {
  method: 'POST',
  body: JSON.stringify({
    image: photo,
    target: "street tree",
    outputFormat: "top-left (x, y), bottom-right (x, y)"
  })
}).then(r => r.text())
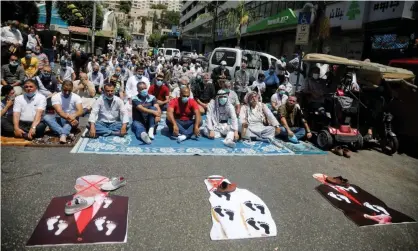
top-left (56, 1), bottom-right (104, 28)
top-left (226, 0), bottom-right (252, 48)
top-left (1, 1), bottom-right (39, 26)
top-left (160, 10), bottom-right (180, 27)
top-left (150, 4), bottom-right (168, 10)
top-left (147, 33), bottom-right (168, 47)
top-left (119, 1), bottom-right (132, 14)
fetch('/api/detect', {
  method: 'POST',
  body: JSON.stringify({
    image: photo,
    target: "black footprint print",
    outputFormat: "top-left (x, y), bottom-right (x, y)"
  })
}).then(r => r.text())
top-left (257, 221), bottom-right (270, 234)
top-left (214, 191), bottom-right (231, 201)
top-left (254, 203), bottom-right (265, 214)
top-left (246, 217), bottom-right (259, 230)
top-left (244, 201), bottom-right (256, 211)
top-left (213, 206), bottom-right (224, 217)
top-left (224, 209), bottom-right (234, 221)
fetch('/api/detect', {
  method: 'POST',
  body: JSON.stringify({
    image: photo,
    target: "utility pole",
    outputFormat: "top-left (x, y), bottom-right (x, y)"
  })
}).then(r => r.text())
top-left (92, 1), bottom-right (97, 54)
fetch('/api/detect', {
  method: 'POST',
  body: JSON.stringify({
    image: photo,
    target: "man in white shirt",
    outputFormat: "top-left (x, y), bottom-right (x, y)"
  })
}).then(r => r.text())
top-left (87, 56), bottom-right (99, 73)
top-left (72, 72), bottom-right (96, 114)
top-left (1, 21), bottom-right (23, 65)
top-left (157, 54), bottom-right (165, 64)
top-left (88, 64), bottom-right (104, 93)
top-left (44, 80), bottom-right (84, 143)
top-left (270, 85), bottom-right (289, 114)
top-left (191, 50), bottom-right (198, 60)
top-left (12, 79), bottom-right (47, 140)
top-left (86, 82), bottom-right (129, 138)
top-left (58, 60), bottom-right (75, 84)
top-left (125, 65), bottom-right (150, 102)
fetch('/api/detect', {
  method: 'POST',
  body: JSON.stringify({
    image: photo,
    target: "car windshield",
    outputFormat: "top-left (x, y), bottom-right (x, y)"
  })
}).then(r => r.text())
top-left (211, 50), bottom-right (237, 67)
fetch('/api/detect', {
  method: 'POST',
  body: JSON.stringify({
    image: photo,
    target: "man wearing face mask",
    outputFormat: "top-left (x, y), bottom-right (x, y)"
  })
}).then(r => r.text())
top-left (234, 62), bottom-right (250, 102)
top-left (1, 54), bottom-right (25, 95)
top-left (20, 49), bottom-right (38, 80)
top-left (270, 85), bottom-right (289, 112)
top-left (33, 45), bottom-right (49, 71)
top-left (264, 65), bottom-right (280, 102)
top-left (203, 89), bottom-right (239, 148)
top-left (278, 96), bottom-right (312, 143)
top-left (86, 82), bottom-right (129, 138)
top-left (171, 76), bottom-right (195, 99)
top-left (108, 73), bottom-right (125, 99)
top-left (44, 80), bottom-right (83, 143)
top-left (211, 61), bottom-right (231, 92)
top-left (35, 66), bottom-right (59, 97)
top-left (58, 59), bottom-right (75, 85)
top-left (125, 65), bottom-right (150, 103)
top-left (166, 87), bottom-right (202, 143)
top-left (1, 20), bottom-right (23, 65)
top-left (302, 66), bottom-right (328, 110)
top-left (148, 73), bottom-right (170, 111)
top-left (222, 81), bottom-right (241, 117)
top-left (12, 79), bottom-right (47, 140)
top-left (132, 81), bottom-right (161, 144)
top-left (87, 56), bottom-right (99, 73)
top-left (195, 73), bottom-right (215, 112)
top-left (88, 64), bottom-right (104, 94)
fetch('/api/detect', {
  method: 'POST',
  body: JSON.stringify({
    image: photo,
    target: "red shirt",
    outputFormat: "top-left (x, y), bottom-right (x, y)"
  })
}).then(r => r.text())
top-left (148, 84), bottom-right (169, 101)
top-left (168, 98), bottom-right (199, 121)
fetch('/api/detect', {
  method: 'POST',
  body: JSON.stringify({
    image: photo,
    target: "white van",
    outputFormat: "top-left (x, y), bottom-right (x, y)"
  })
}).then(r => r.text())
top-left (208, 47), bottom-right (280, 79)
top-left (158, 48), bottom-right (180, 62)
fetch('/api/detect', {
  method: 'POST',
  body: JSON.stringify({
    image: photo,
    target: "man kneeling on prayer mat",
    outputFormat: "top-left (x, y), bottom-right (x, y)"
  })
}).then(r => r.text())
top-left (166, 87), bottom-right (202, 143)
top-left (44, 80), bottom-right (84, 143)
top-left (202, 89), bottom-right (239, 148)
top-left (240, 91), bottom-right (281, 141)
top-left (278, 95), bottom-right (312, 143)
top-left (86, 82), bottom-right (129, 138)
top-left (11, 79), bottom-right (47, 140)
top-left (131, 81), bottom-right (161, 144)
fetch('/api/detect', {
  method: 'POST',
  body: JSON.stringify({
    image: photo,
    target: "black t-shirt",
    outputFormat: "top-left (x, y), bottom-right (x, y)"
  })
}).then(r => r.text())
top-left (38, 30), bottom-right (55, 49)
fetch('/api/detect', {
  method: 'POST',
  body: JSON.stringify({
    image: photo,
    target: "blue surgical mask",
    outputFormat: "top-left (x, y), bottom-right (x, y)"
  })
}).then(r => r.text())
top-left (24, 92), bottom-right (36, 99)
top-left (180, 84), bottom-right (186, 89)
top-left (136, 74), bottom-right (143, 78)
top-left (103, 94), bottom-right (113, 100)
top-left (25, 54), bottom-right (32, 60)
top-left (181, 97), bottom-right (189, 103)
top-left (279, 91), bottom-right (285, 95)
top-left (140, 89), bottom-right (148, 97)
top-left (156, 80), bottom-right (163, 86)
top-left (218, 97), bottom-right (228, 106)
top-left (115, 72), bottom-right (121, 76)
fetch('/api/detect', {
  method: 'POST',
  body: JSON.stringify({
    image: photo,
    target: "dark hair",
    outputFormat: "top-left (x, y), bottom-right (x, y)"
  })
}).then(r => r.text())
top-left (62, 80), bottom-right (73, 88)
top-left (24, 79), bottom-right (37, 87)
top-left (1, 85), bottom-right (13, 96)
top-left (258, 73), bottom-right (265, 79)
top-left (104, 82), bottom-right (116, 89)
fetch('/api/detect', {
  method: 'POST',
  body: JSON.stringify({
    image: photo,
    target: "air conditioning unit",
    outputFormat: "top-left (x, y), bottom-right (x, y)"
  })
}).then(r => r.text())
top-left (50, 24), bottom-right (57, 30)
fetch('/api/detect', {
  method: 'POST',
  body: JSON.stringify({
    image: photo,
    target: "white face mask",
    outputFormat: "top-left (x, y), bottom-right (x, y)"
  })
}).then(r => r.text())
top-left (312, 73), bottom-right (319, 80)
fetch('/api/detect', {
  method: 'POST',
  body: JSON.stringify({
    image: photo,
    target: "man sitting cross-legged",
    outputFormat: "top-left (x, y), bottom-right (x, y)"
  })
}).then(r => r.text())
top-left (44, 80), bottom-right (83, 143)
top-left (166, 87), bottom-right (202, 143)
top-left (202, 89), bottom-right (239, 148)
top-left (86, 82), bottom-right (129, 138)
top-left (148, 73), bottom-right (170, 111)
top-left (131, 81), bottom-right (161, 144)
top-left (12, 79), bottom-right (47, 140)
top-left (278, 95), bottom-right (312, 143)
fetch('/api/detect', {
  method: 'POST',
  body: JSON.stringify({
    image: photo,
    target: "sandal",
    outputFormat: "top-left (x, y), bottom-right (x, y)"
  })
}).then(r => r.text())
top-left (325, 176), bottom-right (349, 187)
top-left (331, 146), bottom-right (343, 156)
top-left (343, 148), bottom-right (351, 158)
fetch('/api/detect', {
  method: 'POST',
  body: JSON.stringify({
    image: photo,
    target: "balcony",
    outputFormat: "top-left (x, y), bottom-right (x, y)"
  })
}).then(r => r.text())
top-left (182, 13), bottom-right (212, 33)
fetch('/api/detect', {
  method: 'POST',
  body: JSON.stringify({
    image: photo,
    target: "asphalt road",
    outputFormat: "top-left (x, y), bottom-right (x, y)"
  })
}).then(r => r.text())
top-left (1, 146), bottom-right (418, 251)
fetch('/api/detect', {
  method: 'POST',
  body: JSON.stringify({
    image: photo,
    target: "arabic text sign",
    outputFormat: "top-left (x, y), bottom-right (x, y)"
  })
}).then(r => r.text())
top-left (367, 1), bottom-right (414, 22)
top-left (325, 1), bottom-right (366, 30)
top-left (325, 2), bottom-right (346, 27)
top-left (295, 24), bottom-right (309, 45)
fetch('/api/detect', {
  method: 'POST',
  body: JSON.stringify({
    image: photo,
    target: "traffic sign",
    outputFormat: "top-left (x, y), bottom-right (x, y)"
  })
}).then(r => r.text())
top-left (295, 24), bottom-right (310, 45)
top-left (298, 12), bottom-right (311, 25)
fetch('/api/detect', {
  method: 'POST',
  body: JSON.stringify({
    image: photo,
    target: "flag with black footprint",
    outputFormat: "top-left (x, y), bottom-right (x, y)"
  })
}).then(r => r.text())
top-left (204, 175), bottom-right (277, 240)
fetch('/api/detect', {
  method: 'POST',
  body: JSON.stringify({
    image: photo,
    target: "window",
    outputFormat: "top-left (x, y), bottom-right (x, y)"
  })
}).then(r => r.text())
top-left (211, 50), bottom-right (237, 67)
top-left (260, 55), bottom-right (269, 70)
top-left (271, 58), bottom-right (277, 68)
top-left (242, 51), bottom-right (260, 69)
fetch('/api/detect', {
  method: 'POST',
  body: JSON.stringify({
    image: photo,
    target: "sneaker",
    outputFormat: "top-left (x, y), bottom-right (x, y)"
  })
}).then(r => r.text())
top-left (59, 135), bottom-right (67, 144)
top-left (140, 132), bottom-right (152, 144)
top-left (101, 177), bottom-right (127, 191)
top-left (64, 196), bottom-right (95, 215)
top-left (288, 135), bottom-right (299, 144)
top-left (223, 139), bottom-right (236, 148)
top-left (177, 134), bottom-right (187, 143)
top-left (148, 127), bottom-right (155, 140)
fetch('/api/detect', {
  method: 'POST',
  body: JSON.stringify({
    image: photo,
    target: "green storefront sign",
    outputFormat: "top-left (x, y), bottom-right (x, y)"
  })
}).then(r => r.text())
top-left (247, 8), bottom-right (297, 33)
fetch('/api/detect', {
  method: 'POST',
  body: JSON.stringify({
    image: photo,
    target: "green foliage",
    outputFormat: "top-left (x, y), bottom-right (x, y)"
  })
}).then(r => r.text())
top-left (56, 1), bottom-right (104, 28)
top-left (1, 1), bottom-right (39, 26)
top-left (119, 1), bottom-right (132, 14)
top-left (160, 10), bottom-right (180, 27)
top-left (226, 0), bottom-right (252, 46)
top-left (147, 33), bottom-right (168, 47)
top-left (150, 4), bottom-right (168, 10)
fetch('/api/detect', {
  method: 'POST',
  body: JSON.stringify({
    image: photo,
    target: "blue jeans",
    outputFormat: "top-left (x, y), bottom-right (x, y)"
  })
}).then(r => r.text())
top-left (44, 115), bottom-right (75, 136)
top-left (131, 107), bottom-right (156, 140)
top-left (158, 103), bottom-right (168, 111)
top-left (166, 118), bottom-right (202, 137)
top-left (43, 48), bottom-right (55, 69)
top-left (279, 126), bottom-right (306, 140)
top-left (88, 121), bottom-right (125, 136)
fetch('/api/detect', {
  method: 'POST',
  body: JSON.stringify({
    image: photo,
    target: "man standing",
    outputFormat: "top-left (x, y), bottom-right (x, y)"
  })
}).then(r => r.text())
top-left (87, 83), bottom-right (129, 138)
top-left (72, 50), bottom-right (89, 79)
top-left (132, 81), bottom-right (161, 144)
top-left (278, 96), bottom-right (312, 142)
top-left (1, 54), bottom-right (25, 95)
top-left (44, 80), bottom-right (83, 143)
top-left (234, 62), bottom-right (250, 102)
top-left (12, 79), bottom-right (47, 140)
top-left (166, 87), bottom-right (202, 143)
top-left (1, 20), bottom-right (23, 65)
top-left (37, 24), bottom-right (56, 68)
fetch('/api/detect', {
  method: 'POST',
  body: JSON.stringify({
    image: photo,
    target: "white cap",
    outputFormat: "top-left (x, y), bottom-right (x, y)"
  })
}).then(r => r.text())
top-left (220, 61), bottom-right (227, 66)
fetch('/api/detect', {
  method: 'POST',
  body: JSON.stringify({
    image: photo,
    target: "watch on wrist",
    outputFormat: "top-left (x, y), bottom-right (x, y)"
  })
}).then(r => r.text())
top-left (31, 126), bottom-right (36, 129)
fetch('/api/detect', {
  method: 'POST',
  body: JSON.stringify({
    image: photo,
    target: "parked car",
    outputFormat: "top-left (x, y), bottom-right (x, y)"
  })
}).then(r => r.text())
top-left (158, 48), bottom-right (180, 62)
top-left (208, 47), bottom-right (280, 79)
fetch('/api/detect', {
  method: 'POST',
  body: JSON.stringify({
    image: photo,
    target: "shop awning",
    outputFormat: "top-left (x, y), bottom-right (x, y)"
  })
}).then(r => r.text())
top-left (94, 30), bottom-right (115, 38)
top-left (246, 8), bottom-right (297, 33)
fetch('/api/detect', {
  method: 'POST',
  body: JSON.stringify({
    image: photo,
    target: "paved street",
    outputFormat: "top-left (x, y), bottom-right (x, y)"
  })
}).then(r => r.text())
top-left (1, 146), bottom-right (418, 251)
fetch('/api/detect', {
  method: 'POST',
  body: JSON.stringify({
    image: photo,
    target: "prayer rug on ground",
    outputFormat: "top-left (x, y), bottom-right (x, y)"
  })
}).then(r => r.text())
top-left (1, 128), bottom-right (82, 147)
top-left (71, 116), bottom-right (326, 156)
top-left (313, 173), bottom-right (416, 227)
top-left (204, 175), bottom-right (277, 240)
